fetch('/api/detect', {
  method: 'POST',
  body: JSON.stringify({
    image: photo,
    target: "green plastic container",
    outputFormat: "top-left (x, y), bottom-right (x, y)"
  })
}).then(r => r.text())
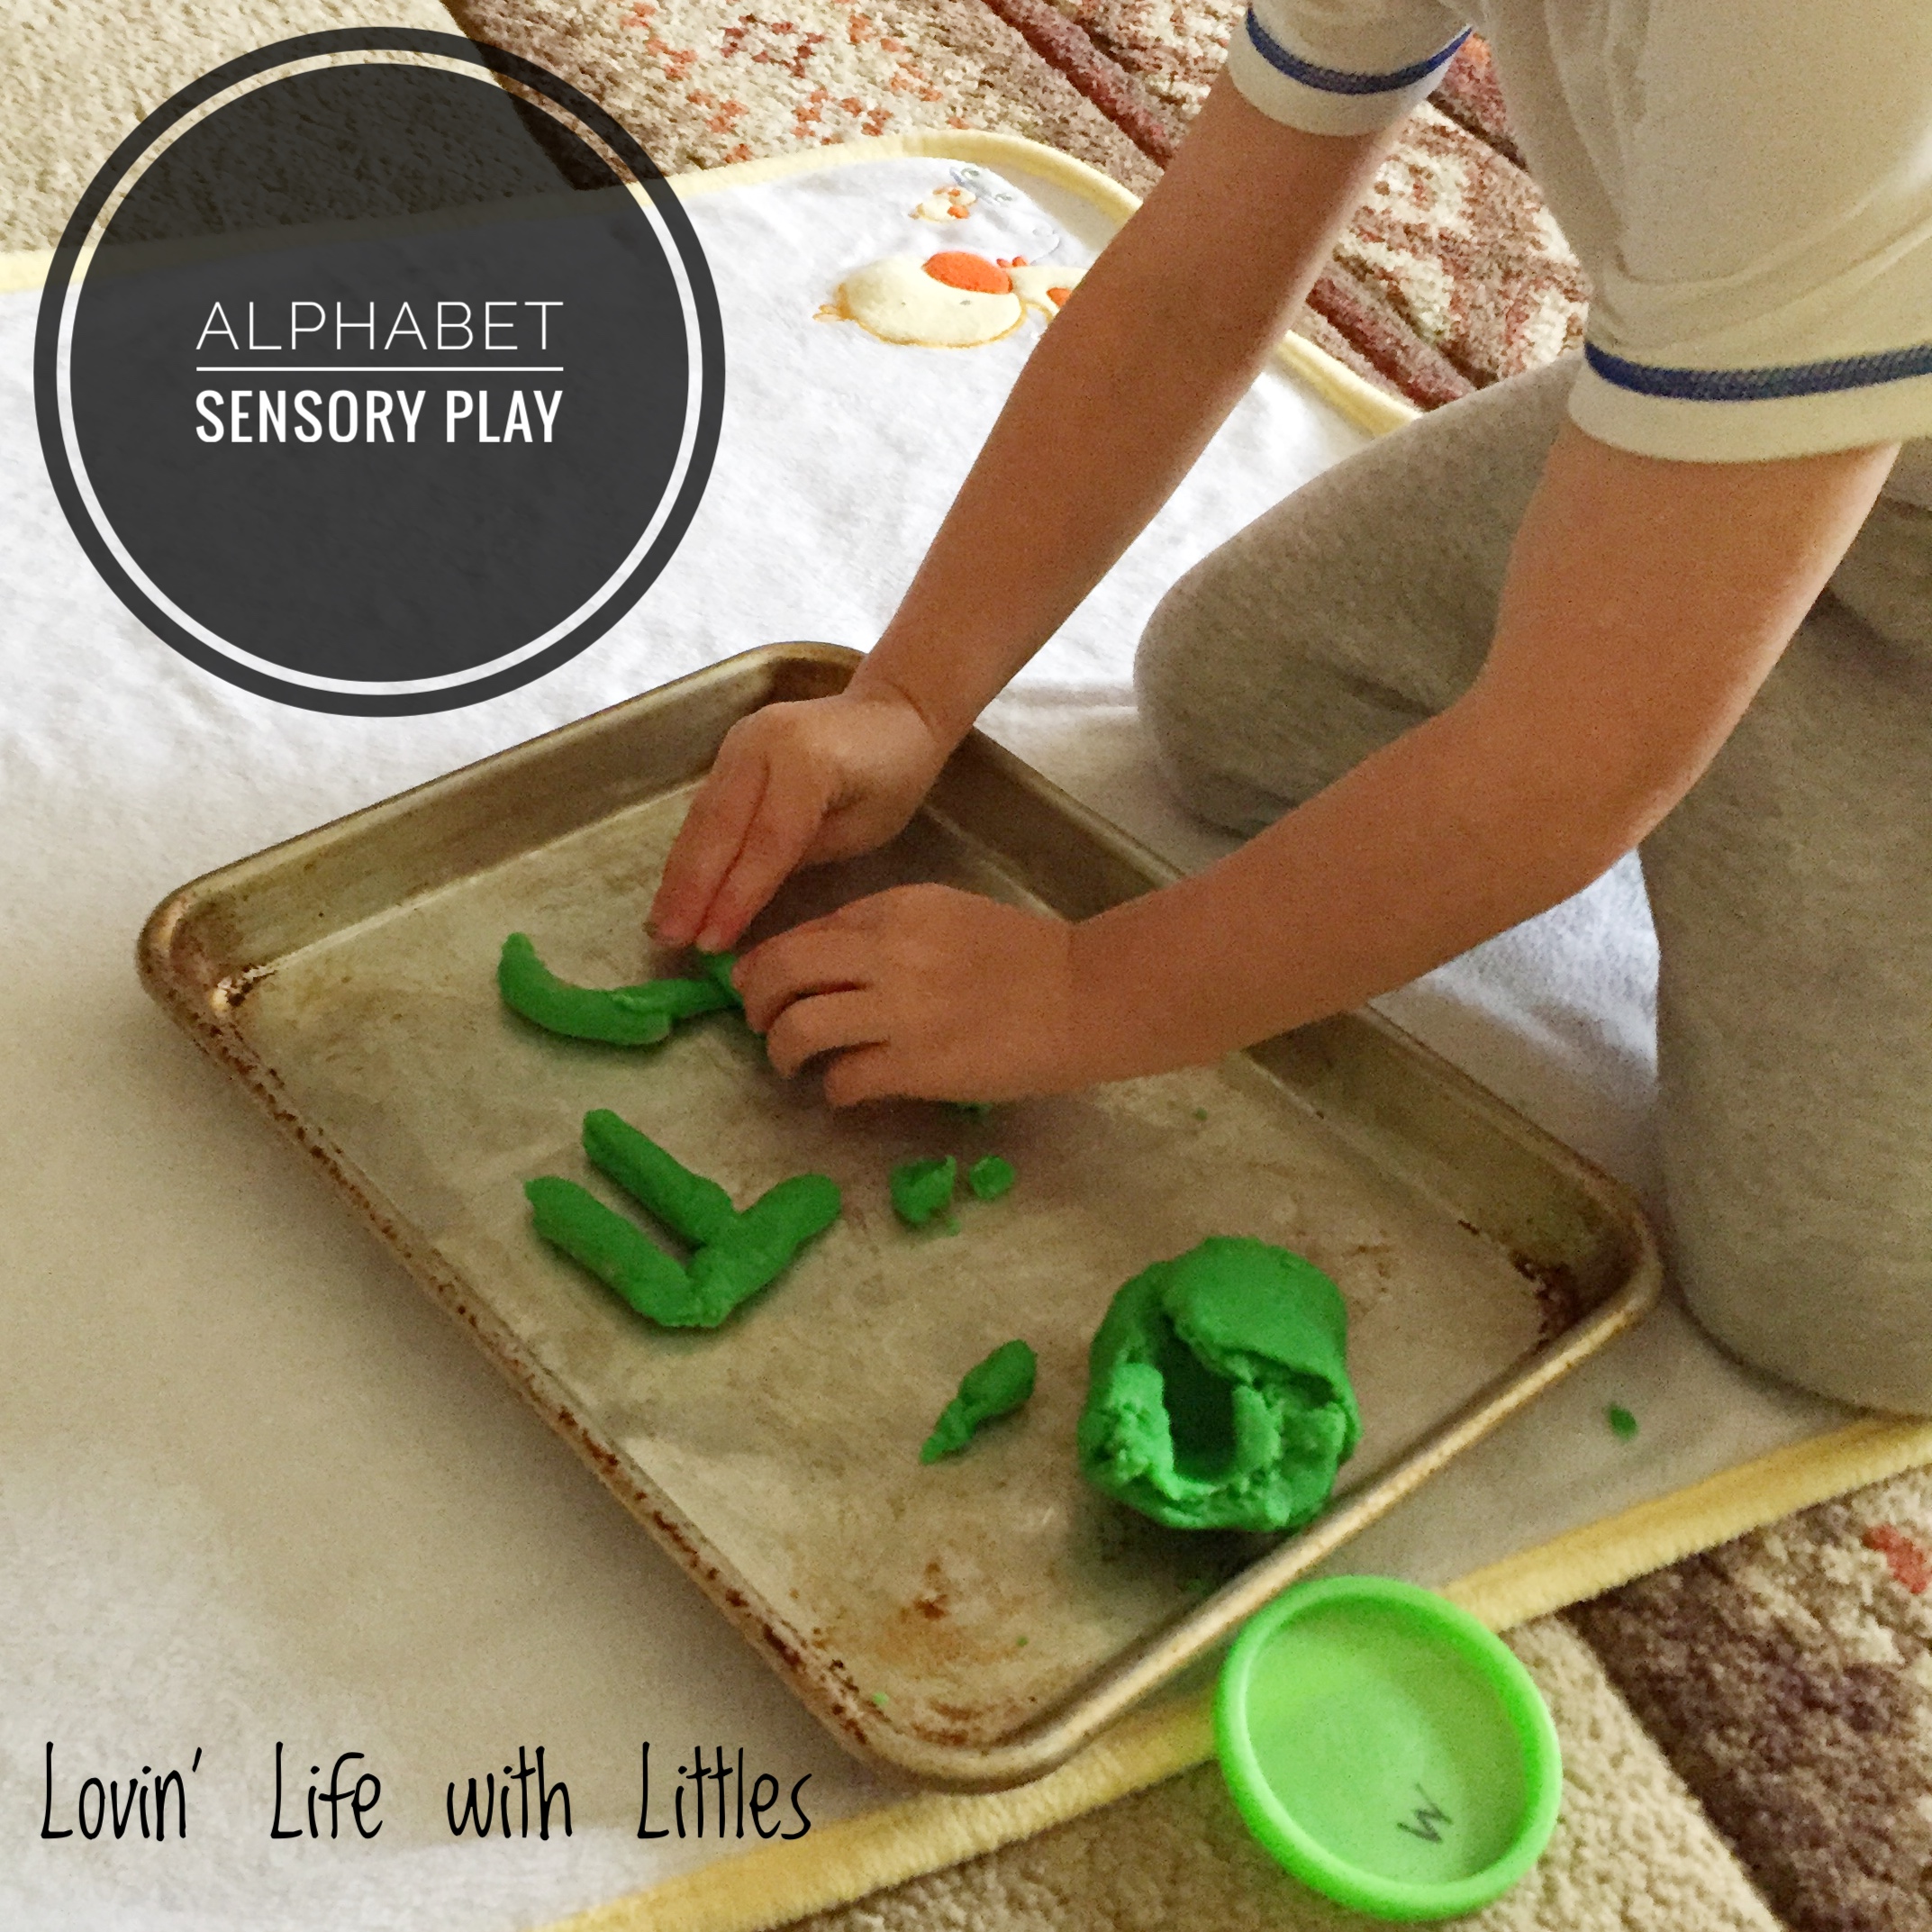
top-left (1215, 1576), bottom-right (1562, 1921)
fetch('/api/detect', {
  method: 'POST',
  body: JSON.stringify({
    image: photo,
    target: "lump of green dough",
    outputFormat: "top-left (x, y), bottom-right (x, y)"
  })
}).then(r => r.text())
top-left (585, 1108), bottom-right (738, 1246)
top-left (498, 932), bottom-right (737, 1046)
top-left (891, 1156), bottom-right (956, 1227)
top-left (531, 1114), bottom-right (841, 1328)
top-left (1075, 1237), bottom-right (1360, 1533)
top-left (921, 1339), bottom-right (1038, 1462)
top-left (966, 1155), bottom-right (1015, 1202)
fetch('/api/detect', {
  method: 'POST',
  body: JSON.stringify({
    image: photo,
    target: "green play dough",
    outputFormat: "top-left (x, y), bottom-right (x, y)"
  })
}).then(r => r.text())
top-left (689, 1174), bottom-right (842, 1309)
top-left (524, 1176), bottom-right (701, 1324)
top-left (1075, 1237), bottom-right (1360, 1533)
top-left (695, 948), bottom-right (743, 1007)
top-left (921, 1339), bottom-right (1038, 1462)
top-left (891, 1156), bottom-right (957, 1227)
top-left (528, 1113), bottom-right (841, 1328)
top-left (585, 1108), bottom-right (738, 1245)
top-left (966, 1155), bottom-right (1015, 1202)
top-left (498, 932), bottom-right (737, 1045)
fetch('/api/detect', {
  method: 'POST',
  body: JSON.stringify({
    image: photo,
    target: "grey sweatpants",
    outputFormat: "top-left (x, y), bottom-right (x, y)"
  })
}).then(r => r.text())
top-left (1136, 356), bottom-right (1932, 1413)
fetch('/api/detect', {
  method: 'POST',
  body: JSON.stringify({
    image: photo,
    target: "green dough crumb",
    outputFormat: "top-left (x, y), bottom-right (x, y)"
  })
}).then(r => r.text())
top-left (921, 1339), bottom-right (1038, 1462)
top-left (870, 1692), bottom-right (889, 1709)
top-left (1075, 1237), bottom-right (1360, 1533)
top-left (530, 1112), bottom-right (839, 1328)
top-left (1193, 1108), bottom-right (1209, 1122)
top-left (1607, 1403), bottom-right (1639, 1441)
top-left (498, 932), bottom-right (735, 1046)
top-left (1015, 1636), bottom-right (1029, 1648)
top-left (966, 1155), bottom-right (1016, 1202)
top-left (891, 1156), bottom-right (957, 1228)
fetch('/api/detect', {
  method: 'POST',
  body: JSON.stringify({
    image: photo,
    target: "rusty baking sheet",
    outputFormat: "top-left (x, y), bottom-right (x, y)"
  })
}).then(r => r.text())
top-left (140, 641), bottom-right (1660, 1787)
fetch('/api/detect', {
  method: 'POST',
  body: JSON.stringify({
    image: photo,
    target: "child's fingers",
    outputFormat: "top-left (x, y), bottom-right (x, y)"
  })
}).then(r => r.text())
top-left (736, 924), bottom-right (874, 1034)
top-left (692, 757), bottom-right (835, 951)
top-left (821, 1042), bottom-right (901, 1108)
top-left (763, 989), bottom-right (886, 1079)
top-left (650, 743), bottom-right (771, 945)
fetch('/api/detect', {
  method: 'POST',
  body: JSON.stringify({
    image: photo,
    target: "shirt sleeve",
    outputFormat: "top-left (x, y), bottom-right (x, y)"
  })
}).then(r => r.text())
top-left (1223, 0), bottom-right (1472, 139)
top-left (1567, 4), bottom-right (1932, 462)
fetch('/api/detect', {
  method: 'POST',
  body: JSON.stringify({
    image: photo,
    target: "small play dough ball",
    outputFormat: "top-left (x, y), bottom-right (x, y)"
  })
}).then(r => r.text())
top-left (834, 257), bottom-right (1023, 348)
top-left (891, 1155), bottom-right (957, 1227)
top-left (967, 1154), bottom-right (1016, 1202)
top-left (922, 250), bottom-right (1012, 294)
top-left (1076, 1237), bottom-right (1360, 1533)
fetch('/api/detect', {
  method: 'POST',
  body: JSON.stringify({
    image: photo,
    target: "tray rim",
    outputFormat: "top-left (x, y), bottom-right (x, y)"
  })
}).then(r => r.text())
top-left (138, 640), bottom-right (1662, 1788)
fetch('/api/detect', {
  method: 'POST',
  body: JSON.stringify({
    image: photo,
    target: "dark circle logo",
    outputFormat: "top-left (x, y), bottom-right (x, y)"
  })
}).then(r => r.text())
top-left (35, 31), bottom-right (723, 714)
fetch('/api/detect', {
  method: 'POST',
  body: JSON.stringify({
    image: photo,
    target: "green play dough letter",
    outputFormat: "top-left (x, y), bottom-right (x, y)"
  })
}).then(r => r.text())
top-left (530, 1112), bottom-right (842, 1328)
top-left (1075, 1237), bottom-right (1360, 1533)
top-left (498, 932), bottom-right (737, 1045)
top-left (891, 1156), bottom-right (956, 1227)
top-left (921, 1339), bottom-right (1038, 1462)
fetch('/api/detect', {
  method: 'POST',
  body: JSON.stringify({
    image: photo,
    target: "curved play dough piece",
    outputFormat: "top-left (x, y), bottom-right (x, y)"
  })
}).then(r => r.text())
top-left (891, 1156), bottom-right (957, 1227)
top-left (498, 933), bottom-right (736, 1045)
top-left (1075, 1237), bottom-right (1360, 1533)
top-left (833, 258), bottom-right (1023, 348)
top-left (524, 1176), bottom-right (703, 1326)
top-left (584, 1108), bottom-right (738, 1246)
top-left (532, 1113), bottom-right (843, 1329)
top-left (921, 1338), bottom-right (1038, 1463)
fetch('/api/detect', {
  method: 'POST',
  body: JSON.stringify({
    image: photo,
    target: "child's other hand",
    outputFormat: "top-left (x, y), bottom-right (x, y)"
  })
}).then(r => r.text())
top-left (735, 884), bottom-right (1081, 1105)
top-left (649, 687), bottom-right (949, 952)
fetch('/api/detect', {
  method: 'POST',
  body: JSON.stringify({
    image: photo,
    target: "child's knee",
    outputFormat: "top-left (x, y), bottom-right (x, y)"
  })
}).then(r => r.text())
top-left (1134, 563), bottom-right (1291, 836)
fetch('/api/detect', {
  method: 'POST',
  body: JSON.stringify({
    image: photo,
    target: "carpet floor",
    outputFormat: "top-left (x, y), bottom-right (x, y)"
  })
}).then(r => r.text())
top-left (6, 4), bottom-right (1930, 1928)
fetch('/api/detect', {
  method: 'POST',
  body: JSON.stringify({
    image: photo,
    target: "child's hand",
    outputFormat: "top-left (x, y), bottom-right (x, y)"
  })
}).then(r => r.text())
top-left (649, 687), bottom-right (950, 952)
top-left (735, 884), bottom-right (1082, 1105)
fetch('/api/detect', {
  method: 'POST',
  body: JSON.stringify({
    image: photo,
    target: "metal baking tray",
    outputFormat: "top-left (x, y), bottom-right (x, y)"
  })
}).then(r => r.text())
top-left (141, 642), bottom-right (1660, 1787)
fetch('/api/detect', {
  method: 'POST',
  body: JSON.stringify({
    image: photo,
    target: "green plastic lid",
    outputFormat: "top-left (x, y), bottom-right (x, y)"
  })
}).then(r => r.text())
top-left (1215, 1576), bottom-right (1562, 1921)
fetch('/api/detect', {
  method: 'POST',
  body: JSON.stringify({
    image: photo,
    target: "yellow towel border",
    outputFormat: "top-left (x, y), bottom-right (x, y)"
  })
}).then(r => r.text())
top-left (10, 128), bottom-right (1922, 1932)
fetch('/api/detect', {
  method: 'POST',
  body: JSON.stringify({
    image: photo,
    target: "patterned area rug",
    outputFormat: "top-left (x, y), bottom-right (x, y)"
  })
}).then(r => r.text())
top-left (440, 0), bottom-right (1585, 404)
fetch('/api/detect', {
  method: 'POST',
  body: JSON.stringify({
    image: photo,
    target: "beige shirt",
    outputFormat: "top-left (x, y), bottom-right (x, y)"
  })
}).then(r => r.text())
top-left (1226, 0), bottom-right (1932, 490)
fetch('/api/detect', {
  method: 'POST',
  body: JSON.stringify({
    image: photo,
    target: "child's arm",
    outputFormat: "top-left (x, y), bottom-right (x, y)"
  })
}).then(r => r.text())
top-left (649, 80), bottom-right (1394, 952)
top-left (735, 423), bottom-right (1897, 1104)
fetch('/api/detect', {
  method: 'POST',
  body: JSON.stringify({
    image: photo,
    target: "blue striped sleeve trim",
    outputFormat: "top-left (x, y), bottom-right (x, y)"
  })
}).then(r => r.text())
top-left (1242, 11), bottom-right (1470, 95)
top-left (1586, 340), bottom-right (1932, 404)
